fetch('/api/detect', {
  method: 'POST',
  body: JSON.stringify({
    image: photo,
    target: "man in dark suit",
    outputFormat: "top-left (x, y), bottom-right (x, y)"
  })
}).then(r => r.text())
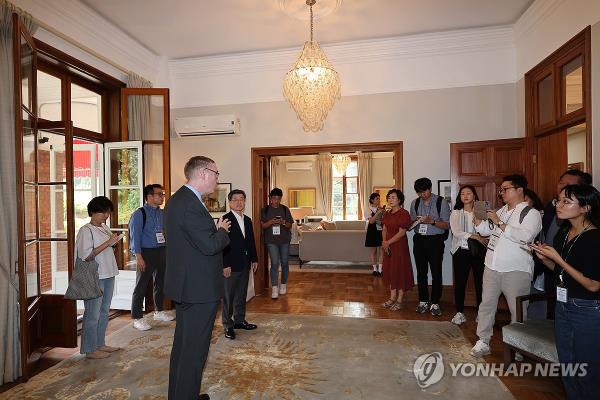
top-left (221, 189), bottom-right (259, 340)
top-left (164, 156), bottom-right (231, 400)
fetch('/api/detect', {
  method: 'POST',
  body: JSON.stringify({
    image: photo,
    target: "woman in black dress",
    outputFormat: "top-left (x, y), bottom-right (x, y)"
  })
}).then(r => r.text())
top-left (365, 192), bottom-right (385, 276)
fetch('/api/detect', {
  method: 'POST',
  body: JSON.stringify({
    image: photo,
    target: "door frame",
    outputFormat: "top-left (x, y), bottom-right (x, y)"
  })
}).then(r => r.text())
top-left (251, 141), bottom-right (403, 294)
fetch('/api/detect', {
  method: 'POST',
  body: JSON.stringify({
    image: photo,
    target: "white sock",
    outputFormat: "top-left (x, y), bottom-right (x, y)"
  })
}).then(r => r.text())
top-left (377, 264), bottom-right (383, 272)
top-left (373, 264), bottom-right (377, 271)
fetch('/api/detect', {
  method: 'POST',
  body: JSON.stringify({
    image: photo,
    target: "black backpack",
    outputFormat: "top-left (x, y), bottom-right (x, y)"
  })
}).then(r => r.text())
top-left (414, 196), bottom-right (449, 240)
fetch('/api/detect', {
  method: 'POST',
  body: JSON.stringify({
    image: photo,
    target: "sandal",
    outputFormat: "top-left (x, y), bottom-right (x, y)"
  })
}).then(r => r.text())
top-left (382, 299), bottom-right (396, 308)
top-left (390, 301), bottom-right (404, 311)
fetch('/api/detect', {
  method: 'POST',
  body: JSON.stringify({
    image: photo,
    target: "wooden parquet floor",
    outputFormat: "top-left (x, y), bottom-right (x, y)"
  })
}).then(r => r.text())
top-left (1, 271), bottom-right (565, 399)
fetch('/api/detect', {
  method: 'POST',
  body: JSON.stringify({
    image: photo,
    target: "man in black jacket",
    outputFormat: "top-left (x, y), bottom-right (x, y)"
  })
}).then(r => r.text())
top-left (164, 156), bottom-right (231, 400)
top-left (221, 189), bottom-right (259, 340)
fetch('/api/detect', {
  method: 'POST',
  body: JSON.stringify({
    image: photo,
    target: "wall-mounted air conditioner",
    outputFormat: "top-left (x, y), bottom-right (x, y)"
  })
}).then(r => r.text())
top-left (174, 115), bottom-right (239, 137)
top-left (286, 161), bottom-right (313, 172)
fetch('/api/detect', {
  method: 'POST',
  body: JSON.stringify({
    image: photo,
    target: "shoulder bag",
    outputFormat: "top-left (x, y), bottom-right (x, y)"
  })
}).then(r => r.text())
top-left (64, 226), bottom-right (103, 300)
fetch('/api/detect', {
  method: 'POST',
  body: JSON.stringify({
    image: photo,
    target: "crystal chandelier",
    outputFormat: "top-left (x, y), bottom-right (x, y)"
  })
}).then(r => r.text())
top-left (283, 0), bottom-right (341, 132)
top-left (332, 154), bottom-right (351, 175)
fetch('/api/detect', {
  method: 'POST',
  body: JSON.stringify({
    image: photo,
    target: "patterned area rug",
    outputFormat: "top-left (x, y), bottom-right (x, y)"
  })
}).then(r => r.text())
top-left (2, 314), bottom-right (515, 400)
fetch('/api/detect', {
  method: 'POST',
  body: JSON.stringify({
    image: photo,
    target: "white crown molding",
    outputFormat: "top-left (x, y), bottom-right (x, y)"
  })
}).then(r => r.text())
top-left (513, 0), bottom-right (563, 40)
top-left (12, 0), bottom-right (161, 82)
top-left (169, 26), bottom-right (515, 79)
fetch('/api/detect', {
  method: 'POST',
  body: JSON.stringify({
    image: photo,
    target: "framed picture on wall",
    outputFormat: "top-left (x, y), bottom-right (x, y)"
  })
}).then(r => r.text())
top-left (202, 182), bottom-right (231, 218)
top-left (373, 187), bottom-right (394, 198)
top-left (437, 180), bottom-right (452, 206)
top-left (288, 188), bottom-right (316, 208)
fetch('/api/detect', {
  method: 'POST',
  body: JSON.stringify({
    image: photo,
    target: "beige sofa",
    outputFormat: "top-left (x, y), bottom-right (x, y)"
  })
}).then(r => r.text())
top-left (299, 220), bottom-right (370, 265)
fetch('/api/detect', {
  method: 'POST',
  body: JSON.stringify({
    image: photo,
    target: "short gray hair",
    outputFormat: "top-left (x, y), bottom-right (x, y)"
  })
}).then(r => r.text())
top-left (184, 156), bottom-right (215, 180)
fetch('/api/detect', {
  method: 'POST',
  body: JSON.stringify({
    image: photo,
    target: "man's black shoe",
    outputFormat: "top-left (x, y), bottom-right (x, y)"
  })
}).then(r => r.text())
top-left (233, 321), bottom-right (257, 330)
top-left (198, 394), bottom-right (210, 400)
top-left (224, 327), bottom-right (236, 339)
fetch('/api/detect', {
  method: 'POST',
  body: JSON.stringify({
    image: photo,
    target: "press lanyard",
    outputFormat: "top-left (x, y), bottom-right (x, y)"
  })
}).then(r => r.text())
top-left (558, 226), bottom-right (589, 286)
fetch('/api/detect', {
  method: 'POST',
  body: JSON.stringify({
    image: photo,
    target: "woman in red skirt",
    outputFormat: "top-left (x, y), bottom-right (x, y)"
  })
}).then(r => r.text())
top-left (381, 189), bottom-right (414, 311)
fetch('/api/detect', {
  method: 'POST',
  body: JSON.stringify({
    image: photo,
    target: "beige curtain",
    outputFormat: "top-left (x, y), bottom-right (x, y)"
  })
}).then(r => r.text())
top-left (316, 153), bottom-right (332, 220)
top-left (271, 156), bottom-right (278, 189)
top-left (357, 152), bottom-right (373, 215)
top-left (0, 0), bottom-right (36, 384)
top-left (126, 72), bottom-right (152, 140)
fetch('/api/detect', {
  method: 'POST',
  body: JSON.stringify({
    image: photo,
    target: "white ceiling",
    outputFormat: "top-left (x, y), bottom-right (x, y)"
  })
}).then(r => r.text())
top-left (81, 0), bottom-right (533, 59)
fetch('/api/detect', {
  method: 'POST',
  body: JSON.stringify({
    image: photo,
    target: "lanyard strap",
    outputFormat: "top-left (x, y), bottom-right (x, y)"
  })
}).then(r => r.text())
top-left (558, 225), bottom-right (590, 285)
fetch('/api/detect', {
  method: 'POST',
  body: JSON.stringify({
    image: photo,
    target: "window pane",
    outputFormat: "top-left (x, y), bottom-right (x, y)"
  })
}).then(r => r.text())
top-left (127, 95), bottom-right (165, 140)
top-left (108, 148), bottom-right (140, 186)
top-left (113, 229), bottom-right (136, 271)
top-left (346, 193), bottom-right (359, 220)
top-left (38, 71), bottom-right (62, 120)
top-left (40, 241), bottom-right (69, 295)
top-left (537, 74), bottom-right (553, 126)
top-left (23, 127), bottom-right (35, 183)
top-left (74, 140), bottom-right (103, 233)
top-left (39, 185), bottom-right (67, 239)
top-left (24, 183), bottom-right (37, 241)
top-left (38, 131), bottom-right (66, 183)
top-left (71, 83), bottom-right (102, 133)
top-left (346, 161), bottom-right (358, 177)
top-left (109, 188), bottom-right (141, 226)
top-left (144, 143), bottom-right (164, 186)
top-left (25, 242), bottom-right (38, 301)
top-left (332, 207), bottom-right (343, 221)
top-left (20, 34), bottom-right (33, 112)
top-left (562, 56), bottom-right (583, 114)
top-left (567, 123), bottom-right (587, 171)
top-left (347, 177), bottom-right (358, 193)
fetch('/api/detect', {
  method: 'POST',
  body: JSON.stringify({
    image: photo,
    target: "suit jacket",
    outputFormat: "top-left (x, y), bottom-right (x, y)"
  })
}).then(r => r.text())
top-left (222, 211), bottom-right (258, 272)
top-left (164, 185), bottom-right (230, 303)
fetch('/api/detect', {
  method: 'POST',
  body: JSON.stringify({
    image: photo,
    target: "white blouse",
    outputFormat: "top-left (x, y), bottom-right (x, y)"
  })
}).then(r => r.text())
top-left (449, 209), bottom-right (475, 254)
top-left (75, 223), bottom-right (119, 279)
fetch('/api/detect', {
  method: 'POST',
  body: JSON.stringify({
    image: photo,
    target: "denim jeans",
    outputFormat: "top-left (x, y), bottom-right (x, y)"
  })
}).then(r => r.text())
top-left (80, 277), bottom-right (115, 354)
top-left (555, 298), bottom-right (600, 400)
top-left (267, 243), bottom-right (289, 287)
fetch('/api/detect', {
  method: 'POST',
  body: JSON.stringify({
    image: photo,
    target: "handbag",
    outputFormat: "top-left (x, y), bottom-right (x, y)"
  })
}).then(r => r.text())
top-left (64, 226), bottom-right (103, 300)
top-left (467, 237), bottom-right (487, 259)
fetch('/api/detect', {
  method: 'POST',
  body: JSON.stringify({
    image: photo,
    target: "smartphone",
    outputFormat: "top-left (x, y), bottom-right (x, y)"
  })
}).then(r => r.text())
top-left (473, 201), bottom-right (490, 220)
top-left (116, 233), bottom-right (125, 241)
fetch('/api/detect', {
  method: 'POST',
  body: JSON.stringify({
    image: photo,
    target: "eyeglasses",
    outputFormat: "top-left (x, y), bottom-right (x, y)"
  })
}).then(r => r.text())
top-left (552, 198), bottom-right (577, 207)
top-left (204, 167), bottom-right (220, 178)
top-left (152, 192), bottom-right (165, 197)
top-left (498, 186), bottom-right (516, 194)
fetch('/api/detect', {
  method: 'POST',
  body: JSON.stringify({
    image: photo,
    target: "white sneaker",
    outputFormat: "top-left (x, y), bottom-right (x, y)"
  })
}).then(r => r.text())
top-left (133, 319), bottom-right (152, 331)
top-left (272, 286), bottom-right (279, 299)
top-left (451, 312), bottom-right (467, 325)
top-left (279, 284), bottom-right (287, 295)
top-left (470, 339), bottom-right (491, 358)
top-left (153, 311), bottom-right (175, 322)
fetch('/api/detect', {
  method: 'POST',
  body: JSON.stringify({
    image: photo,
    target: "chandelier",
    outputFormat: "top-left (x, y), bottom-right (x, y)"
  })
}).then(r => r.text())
top-left (283, 0), bottom-right (341, 132)
top-left (332, 154), bottom-right (351, 175)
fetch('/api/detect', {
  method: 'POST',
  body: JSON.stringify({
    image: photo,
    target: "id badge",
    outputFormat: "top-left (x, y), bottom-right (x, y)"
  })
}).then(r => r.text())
top-left (156, 232), bottom-right (166, 244)
top-left (272, 225), bottom-right (281, 235)
top-left (487, 229), bottom-right (501, 251)
top-left (418, 224), bottom-right (428, 235)
top-left (460, 238), bottom-right (469, 250)
top-left (556, 286), bottom-right (568, 303)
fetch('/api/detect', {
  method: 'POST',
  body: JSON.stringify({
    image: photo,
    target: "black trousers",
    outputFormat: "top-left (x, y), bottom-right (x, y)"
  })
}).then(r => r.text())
top-left (131, 247), bottom-right (166, 319)
top-left (413, 234), bottom-right (445, 304)
top-left (168, 301), bottom-right (219, 400)
top-left (544, 270), bottom-right (556, 320)
top-left (222, 268), bottom-right (250, 329)
top-left (452, 248), bottom-right (484, 313)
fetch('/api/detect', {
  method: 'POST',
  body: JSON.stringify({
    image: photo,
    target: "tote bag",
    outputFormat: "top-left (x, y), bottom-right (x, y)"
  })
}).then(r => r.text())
top-left (64, 226), bottom-right (103, 300)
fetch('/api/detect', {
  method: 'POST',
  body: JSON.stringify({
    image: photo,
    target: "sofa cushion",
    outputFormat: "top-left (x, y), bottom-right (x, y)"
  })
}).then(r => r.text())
top-left (299, 230), bottom-right (371, 263)
top-left (502, 320), bottom-right (558, 362)
top-left (320, 221), bottom-right (337, 230)
top-left (334, 220), bottom-right (367, 230)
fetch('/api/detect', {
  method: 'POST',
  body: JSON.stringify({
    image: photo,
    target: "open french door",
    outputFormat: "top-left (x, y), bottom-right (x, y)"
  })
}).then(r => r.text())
top-left (13, 14), bottom-right (77, 380)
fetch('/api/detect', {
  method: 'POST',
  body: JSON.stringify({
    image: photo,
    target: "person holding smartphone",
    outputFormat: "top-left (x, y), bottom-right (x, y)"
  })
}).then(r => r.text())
top-left (530, 184), bottom-right (600, 400)
top-left (261, 188), bottom-right (294, 299)
top-left (76, 196), bottom-right (123, 359)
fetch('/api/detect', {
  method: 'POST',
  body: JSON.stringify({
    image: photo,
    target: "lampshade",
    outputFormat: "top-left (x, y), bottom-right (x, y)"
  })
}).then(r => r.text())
top-left (283, 0), bottom-right (341, 132)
